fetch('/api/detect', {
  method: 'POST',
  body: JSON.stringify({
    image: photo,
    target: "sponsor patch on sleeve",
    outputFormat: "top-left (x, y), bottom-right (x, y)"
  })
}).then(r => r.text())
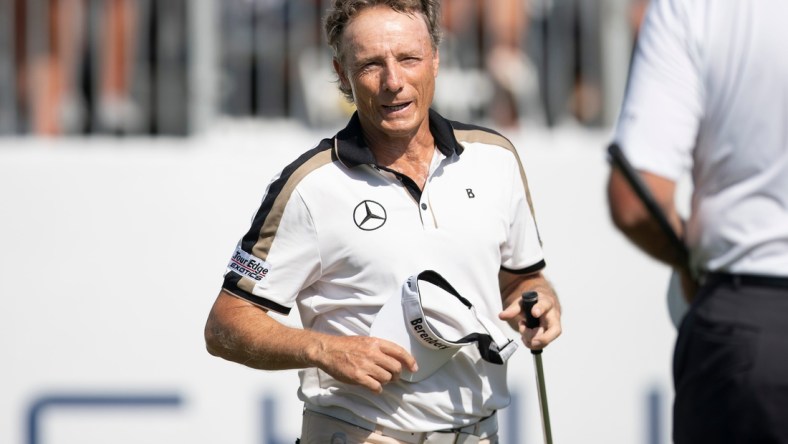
top-left (227, 246), bottom-right (272, 283)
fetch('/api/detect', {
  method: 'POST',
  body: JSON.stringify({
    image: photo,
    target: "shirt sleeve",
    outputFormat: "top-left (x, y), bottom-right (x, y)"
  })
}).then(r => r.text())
top-left (612, 0), bottom-right (700, 181)
top-left (222, 188), bottom-right (321, 315)
top-left (500, 152), bottom-right (546, 274)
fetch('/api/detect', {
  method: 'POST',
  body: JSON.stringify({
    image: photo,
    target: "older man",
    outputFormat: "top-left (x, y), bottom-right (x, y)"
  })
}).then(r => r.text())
top-left (205, 1), bottom-right (561, 442)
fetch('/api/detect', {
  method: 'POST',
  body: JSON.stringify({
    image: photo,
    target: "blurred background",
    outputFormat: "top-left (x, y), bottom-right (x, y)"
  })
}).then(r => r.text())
top-left (1, 1), bottom-right (682, 443)
top-left (0, 0), bottom-right (652, 136)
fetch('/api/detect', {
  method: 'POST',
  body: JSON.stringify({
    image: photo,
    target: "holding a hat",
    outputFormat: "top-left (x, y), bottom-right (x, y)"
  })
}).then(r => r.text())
top-left (204, 1), bottom-right (562, 442)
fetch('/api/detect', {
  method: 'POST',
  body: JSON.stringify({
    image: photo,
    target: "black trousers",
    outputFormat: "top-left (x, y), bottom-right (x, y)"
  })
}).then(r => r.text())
top-left (673, 274), bottom-right (788, 444)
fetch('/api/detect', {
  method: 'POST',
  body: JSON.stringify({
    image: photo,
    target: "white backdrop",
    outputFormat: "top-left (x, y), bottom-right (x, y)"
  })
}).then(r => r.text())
top-left (0, 122), bottom-right (677, 444)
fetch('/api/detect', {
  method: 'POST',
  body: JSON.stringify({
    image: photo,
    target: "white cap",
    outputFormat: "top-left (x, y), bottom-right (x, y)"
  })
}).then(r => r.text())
top-left (370, 270), bottom-right (518, 382)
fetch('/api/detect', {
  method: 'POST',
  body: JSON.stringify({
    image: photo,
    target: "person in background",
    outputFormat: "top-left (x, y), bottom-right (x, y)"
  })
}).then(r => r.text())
top-left (205, 0), bottom-right (562, 442)
top-left (13, 0), bottom-right (140, 135)
top-left (607, 0), bottom-right (788, 442)
top-left (441, 0), bottom-right (536, 128)
top-left (14, 0), bottom-right (85, 135)
top-left (97, 0), bottom-right (141, 133)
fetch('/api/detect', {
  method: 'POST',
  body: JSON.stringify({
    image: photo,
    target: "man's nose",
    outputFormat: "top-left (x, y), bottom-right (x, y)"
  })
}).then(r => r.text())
top-left (382, 62), bottom-right (404, 92)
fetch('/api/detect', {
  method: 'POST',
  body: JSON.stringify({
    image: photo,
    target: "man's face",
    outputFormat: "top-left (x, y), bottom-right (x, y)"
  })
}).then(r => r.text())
top-left (334, 6), bottom-right (439, 140)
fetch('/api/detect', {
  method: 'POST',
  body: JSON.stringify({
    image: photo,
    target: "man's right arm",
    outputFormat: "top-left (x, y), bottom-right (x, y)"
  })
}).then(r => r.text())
top-left (607, 168), bottom-right (698, 301)
top-left (204, 290), bottom-right (417, 393)
top-left (606, 168), bottom-right (685, 268)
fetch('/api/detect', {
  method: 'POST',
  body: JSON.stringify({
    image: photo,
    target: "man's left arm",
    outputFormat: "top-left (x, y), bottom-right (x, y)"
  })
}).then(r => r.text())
top-left (498, 270), bottom-right (561, 350)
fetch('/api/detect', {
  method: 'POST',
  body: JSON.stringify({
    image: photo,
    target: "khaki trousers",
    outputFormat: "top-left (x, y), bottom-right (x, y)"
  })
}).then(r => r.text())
top-left (299, 409), bottom-right (499, 444)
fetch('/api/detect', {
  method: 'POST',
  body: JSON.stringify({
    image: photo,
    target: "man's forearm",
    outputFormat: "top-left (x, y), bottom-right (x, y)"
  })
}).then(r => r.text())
top-left (205, 291), bottom-right (420, 393)
top-left (608, 169), bottom-right (686, 268)
top-left (204, 291), bottom-right (325, 371)
top-left (617, 215), bottom-right (686, 267)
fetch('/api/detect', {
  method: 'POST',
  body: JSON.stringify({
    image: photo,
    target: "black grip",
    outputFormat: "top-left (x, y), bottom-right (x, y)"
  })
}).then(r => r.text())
top-left (520, 291), bottom-right (540, 329)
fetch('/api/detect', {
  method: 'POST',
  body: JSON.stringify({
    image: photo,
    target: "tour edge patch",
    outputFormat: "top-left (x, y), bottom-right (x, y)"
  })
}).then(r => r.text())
top-left (227, 246), bottom-right (272, 282)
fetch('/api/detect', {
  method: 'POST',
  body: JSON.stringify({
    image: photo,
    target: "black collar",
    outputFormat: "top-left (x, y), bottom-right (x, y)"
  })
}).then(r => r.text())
top-left (333, 108), bottom-right (464, 168)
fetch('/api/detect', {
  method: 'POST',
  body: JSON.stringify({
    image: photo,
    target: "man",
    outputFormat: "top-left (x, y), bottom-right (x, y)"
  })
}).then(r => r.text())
top-left (205, 1), bottom-right (561, 442)
top-left (607, 0), bottom-right (788, 442)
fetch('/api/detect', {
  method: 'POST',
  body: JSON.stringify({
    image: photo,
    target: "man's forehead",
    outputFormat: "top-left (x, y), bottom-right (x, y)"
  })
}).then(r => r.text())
top-left (342, 7), bottom-right (429, 43)
top-left (341, 8), bottom-right (432, 57)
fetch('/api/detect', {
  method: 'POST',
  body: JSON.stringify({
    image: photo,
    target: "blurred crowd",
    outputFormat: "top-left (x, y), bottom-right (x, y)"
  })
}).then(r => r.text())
top-left (0, 0), bottom-right (649, 137)
top-left (0, 0), bottom-right (188, 136)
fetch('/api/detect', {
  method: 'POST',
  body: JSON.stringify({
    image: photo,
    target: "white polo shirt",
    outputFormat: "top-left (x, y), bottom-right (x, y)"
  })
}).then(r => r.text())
top-left (612, 0), bottom-right (788, 276)
top-left (223, 109), bottom-right (545, 431)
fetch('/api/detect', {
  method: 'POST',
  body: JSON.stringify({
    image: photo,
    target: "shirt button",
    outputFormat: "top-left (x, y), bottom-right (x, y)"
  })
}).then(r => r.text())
top-left (421, 203), bottom-right (428, 210)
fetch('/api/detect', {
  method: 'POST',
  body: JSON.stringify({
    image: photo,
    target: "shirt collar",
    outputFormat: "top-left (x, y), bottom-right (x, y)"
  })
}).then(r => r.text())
top-left (333, 108), bottom-right (464, 168)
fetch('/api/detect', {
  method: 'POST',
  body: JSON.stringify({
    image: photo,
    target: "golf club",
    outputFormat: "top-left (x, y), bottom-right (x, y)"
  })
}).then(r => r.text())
top-left (607, 143), bottom-right (688, 262)
top-left (607, 143), bottom-right (691, 326)
top-left (521, 290), bottom-right (553, 444)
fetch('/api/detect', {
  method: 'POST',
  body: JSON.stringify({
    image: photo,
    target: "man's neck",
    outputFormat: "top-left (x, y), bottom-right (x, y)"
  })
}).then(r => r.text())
top-left (366, 133), bottom-right (435, 191)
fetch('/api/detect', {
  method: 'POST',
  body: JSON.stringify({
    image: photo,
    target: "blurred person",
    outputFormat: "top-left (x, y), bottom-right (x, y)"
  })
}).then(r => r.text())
top-left (14, 0), bottom-right (86, 135)
top-left (96, 0), bottom-right (141, 133)
top-left (607, 0), bottom-right (788, 442)
top-left (540, 0), bottom-right (604, 127)
top-left (205, 0), bottom-right (562, 443)
top-left (13, 0), bottom-right (141, 135)
top-left (441, 0), bottom-right (537, 128)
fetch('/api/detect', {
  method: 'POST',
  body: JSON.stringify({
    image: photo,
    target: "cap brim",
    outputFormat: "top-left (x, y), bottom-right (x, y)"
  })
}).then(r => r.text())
top-left (371, 271), bottom-right (518, 382)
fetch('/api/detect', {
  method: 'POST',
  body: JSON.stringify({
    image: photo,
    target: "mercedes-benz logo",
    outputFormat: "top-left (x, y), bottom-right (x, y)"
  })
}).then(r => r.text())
top-left (353, 200), bottom-right (387, 231)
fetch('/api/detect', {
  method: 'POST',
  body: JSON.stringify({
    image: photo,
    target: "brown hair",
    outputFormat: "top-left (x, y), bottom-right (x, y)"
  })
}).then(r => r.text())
top-left (324, 0), bottom-right (442, 101)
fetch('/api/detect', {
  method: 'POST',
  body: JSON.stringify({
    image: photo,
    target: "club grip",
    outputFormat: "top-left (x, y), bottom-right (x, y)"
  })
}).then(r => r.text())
top-left (520, 291), bottom-right (540, 329)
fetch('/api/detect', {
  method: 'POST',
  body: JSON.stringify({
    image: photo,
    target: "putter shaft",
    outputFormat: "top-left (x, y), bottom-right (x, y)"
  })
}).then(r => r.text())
top-left (532, 350), bottom-right (553, 444)
top-left (522, 291), bottom-right (554, 444)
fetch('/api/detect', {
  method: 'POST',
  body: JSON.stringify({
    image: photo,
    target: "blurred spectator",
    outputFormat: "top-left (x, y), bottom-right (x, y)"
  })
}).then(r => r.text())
top-left (219, 0), bottom-right (348, 127)
top-left (97, 0), bottom-right (142, 134)
top-left (441, 0), bottom-right (538, 128)
top-left (14, 0), bottom-right (86, 135)
top-left (10, 0), bottom-right (195, 137)
top-left (537, 0), bottom-right (604, 127)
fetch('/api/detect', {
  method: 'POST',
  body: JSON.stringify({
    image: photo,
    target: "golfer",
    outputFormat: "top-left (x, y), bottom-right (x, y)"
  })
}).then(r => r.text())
top-left (205, 1), bottom-right (561, 442)
top-left (607, 0), bottom-right (788, 442)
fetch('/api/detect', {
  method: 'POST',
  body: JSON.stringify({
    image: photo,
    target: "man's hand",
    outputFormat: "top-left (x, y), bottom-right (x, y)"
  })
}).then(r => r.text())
top-left (205, 291), bottom-right (416, 394)
top-left (678, 265), bottom-right (698, 304)
top-left (498, 271), bottom-right (562, 350)
top-left (308, 336), bottom-right (418, 394)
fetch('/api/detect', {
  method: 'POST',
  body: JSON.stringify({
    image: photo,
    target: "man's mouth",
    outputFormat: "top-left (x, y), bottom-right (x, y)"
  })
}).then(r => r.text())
top-left (383, 102), bottom-right (410, 112)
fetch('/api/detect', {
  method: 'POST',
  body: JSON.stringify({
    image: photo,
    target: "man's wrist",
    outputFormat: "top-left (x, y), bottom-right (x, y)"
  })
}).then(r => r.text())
top-left (301, 331), bottom-right (327, 369)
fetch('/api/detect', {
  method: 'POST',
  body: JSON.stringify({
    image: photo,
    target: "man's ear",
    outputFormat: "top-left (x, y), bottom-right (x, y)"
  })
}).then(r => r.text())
top-left (333, 58), bottom-right (350, 90)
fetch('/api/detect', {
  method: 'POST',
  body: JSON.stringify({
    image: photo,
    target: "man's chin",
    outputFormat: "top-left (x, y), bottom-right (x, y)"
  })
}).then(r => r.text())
top-left (377, 115), bottom-right (422, 135)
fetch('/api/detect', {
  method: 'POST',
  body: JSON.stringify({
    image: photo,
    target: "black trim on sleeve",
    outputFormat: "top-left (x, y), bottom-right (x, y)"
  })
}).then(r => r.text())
top-left (222, 273), bottom-right (292, 315)
top-left (501, 259), bottom-right (546, 275)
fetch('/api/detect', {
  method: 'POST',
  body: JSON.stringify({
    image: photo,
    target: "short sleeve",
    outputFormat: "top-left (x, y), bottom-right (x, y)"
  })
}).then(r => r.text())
top-left (222, 189), bottom-right (321, 314)
top-left (612, 0), bottom-right (700, 181)
top-left (500, 153), bottom-right (545, 274)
